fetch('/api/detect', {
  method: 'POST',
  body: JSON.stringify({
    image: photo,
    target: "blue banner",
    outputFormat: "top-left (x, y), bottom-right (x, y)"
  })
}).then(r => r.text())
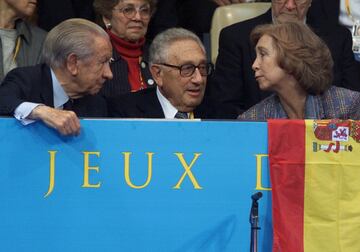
top-left (0, 118), bottom-right (272, 251)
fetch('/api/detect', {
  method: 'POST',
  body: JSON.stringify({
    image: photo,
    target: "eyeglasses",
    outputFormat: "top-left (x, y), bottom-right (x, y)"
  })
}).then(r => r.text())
top-left (157, 63), bottom-right (213, 77)
top-left (113, 5), bottom-right (151, 19)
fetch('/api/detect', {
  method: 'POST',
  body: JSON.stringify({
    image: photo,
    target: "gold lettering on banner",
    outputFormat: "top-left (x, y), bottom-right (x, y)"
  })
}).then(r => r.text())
top-left (44, 151), bottom-right (57, 198)
top-left (123, 152), bottom-right (154, 189)
top-left (255, 154), bottom-right (271, 191)
top-left (173, 153), bottom-right (203, 190)
top-left (82, 151), bottom-right (101, 188)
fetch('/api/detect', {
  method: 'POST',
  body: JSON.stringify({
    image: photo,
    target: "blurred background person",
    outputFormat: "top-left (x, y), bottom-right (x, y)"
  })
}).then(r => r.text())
top-left (308, 0), bottom-right (360, 64)
top-left (308, 0), bottom-right (360, 30)
top-left (146, 0), bottom-right (271, 48)
top-left (147, 0), bottom-right (271, 39)
top-left (238, 22), bottom-right (360, 121)
top-left (213, 0), bottom-right (270, 6)
top-left (37, 0), bottom-right (95, 31)
top-left (0, 0), bottom-right (47, 82)
top-left (93, 0), bottom-right (157, 99)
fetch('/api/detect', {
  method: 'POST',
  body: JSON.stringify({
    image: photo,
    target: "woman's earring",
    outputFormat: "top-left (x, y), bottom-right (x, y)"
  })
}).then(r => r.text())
top-left (106, 23), bottom-right (112, 29)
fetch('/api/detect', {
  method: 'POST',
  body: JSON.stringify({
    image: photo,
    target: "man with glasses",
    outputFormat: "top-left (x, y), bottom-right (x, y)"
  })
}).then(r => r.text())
top-left (0, 19), bottom-right (113, 136)
top-left (208, 0), bottom-right (360, 118)
top-left (108, 28), bottom-right (223, 119)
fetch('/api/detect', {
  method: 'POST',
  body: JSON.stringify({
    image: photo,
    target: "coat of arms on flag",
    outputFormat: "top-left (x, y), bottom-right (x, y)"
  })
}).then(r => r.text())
top-left (269, 119), bottom-right (360, 252)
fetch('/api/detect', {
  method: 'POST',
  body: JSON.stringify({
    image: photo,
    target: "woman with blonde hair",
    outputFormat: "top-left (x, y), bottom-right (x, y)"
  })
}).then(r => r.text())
top-left (238, 22), bottom-right (360, 120)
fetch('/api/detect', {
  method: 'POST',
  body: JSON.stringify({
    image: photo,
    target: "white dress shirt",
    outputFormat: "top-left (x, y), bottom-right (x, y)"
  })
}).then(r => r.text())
top-left (156, 87), bottom-right (178, 119)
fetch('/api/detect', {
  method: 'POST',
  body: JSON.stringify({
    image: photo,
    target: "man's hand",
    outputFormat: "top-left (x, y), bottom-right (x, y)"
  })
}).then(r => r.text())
top-left (30, 105), bottom-right (81, 136)
top-left (213, 0), bottom-right (244, 6)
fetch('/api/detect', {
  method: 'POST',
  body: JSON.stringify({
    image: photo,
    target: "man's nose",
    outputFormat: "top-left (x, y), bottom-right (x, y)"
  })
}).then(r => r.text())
top-left (285, 0), bottom-right (297, 11)
top-left (132, 10), bottom-right (142, 21)
top-left (191, 67), bottom-right (203, 83)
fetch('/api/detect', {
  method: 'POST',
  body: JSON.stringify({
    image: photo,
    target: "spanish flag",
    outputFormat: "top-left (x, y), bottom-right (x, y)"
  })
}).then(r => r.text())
top-left (268, 119), bottom-right (360, 252)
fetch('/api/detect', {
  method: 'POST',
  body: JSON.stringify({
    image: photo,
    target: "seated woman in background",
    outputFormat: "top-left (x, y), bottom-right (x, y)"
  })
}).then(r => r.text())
top-left (238, 22), bottom-right (360, 121)
top-left (0, 0), bottom-right (47, 82)
top-left (93, 0), bottom-right (157, 99)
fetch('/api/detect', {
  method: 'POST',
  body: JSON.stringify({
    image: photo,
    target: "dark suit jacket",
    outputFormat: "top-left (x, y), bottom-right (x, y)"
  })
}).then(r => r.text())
top-left (107, 87), bottom-right (227, 119)
top-left (146, 0), bottom-right (178, 41)
top-left (147, 0), bottom-right (218, 41)
top-left (208, 9), bottom-right (360, 118)
top-left (308, 0), bottom-right (360, 80)
top-left (37, 0), bottom-right (95, 31)
top-left (307, 0), bottom-right (340, 25)
top-left (99, 45), bottom-right (155, 99)
top-left (0, 64), bottom-right (107, 117)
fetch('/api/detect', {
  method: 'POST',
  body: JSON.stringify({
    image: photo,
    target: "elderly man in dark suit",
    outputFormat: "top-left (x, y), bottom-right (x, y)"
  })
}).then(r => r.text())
top-left (308, 0), bottom-right (359, 27)
top-left (0, 18), bottom-right (113, 136)
top-left (108, 28), bottom-right (222, 119)
top-left (208, 0), bottom-right (360, 118)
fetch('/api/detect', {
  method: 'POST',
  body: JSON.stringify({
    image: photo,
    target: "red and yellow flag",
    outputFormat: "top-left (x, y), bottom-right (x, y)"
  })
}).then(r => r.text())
top-left (269, 119), bottom-right (360, 252)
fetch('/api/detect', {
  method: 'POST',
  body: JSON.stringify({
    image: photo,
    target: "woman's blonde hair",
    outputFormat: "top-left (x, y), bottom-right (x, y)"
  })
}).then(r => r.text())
top-left (251, 22), bottom-right (333, 95)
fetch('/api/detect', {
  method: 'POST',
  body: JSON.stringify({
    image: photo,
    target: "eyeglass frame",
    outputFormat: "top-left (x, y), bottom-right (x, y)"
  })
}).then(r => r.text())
top-left (155, 62), bottom-right (214, 77)
top-left (112, 4), bottom-right (152, 19)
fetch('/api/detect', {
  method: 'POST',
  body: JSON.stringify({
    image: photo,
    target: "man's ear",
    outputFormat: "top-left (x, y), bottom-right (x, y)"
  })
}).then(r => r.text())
top-left (150, 65), bottom-right (163, 87)
top-left (66, 53), bottom-right (79, 76)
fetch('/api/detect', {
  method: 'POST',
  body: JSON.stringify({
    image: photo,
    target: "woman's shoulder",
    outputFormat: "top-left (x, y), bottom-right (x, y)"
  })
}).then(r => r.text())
top-left (323, 86), bottom-right (360, 103)
top-left (237, 94), bottom-right (279, 121)
top-left (322, 86), bottom-right (360, 119)
top-left (15, 20), bottom-right (47, 43)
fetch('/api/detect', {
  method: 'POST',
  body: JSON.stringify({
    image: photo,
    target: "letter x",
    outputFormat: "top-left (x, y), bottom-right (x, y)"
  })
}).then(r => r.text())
top-left (173, 153), bottom-right (203, 189)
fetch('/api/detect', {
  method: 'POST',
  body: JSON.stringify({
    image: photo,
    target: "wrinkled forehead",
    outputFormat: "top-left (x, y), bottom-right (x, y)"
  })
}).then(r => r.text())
top-left (167, 39), bottom-right (206, 63)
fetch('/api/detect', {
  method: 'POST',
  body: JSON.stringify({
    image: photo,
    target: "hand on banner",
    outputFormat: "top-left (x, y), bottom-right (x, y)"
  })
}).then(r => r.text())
top-left (30, 105), bottom-right (81, 136)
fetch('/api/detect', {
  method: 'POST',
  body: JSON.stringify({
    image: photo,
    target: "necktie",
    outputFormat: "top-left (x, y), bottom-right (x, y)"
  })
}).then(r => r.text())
top-left (175, 111), bottom-right (188, 119)
top-left (63, 99), bottom-right (73, 111)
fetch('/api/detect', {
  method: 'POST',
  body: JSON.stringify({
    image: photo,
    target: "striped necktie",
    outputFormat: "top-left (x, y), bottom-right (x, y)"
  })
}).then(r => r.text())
top-left (175, 111), bottom-right (188, 119)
